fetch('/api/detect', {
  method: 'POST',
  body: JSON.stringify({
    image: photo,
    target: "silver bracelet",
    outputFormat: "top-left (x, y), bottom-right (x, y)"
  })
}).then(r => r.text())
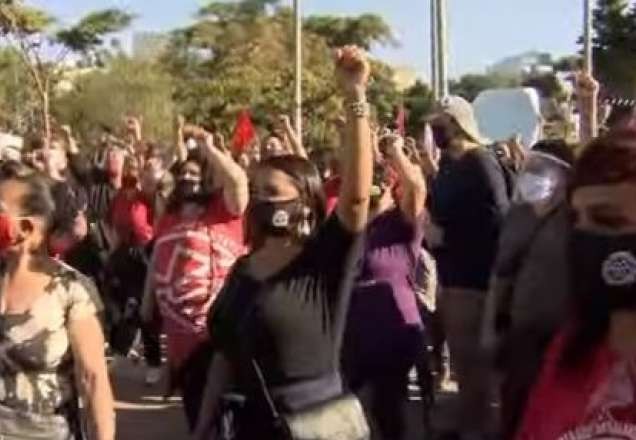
top-left (346, 100), bottom-right (370, 118)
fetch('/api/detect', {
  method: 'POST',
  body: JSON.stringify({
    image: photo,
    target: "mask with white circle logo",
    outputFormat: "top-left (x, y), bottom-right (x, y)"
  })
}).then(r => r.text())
top-left (570, 231), bottom-right (636, 311)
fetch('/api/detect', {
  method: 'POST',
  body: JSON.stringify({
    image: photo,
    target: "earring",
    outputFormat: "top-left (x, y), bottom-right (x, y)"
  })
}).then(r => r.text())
top-left (297, 206), bottom-right (312, 238)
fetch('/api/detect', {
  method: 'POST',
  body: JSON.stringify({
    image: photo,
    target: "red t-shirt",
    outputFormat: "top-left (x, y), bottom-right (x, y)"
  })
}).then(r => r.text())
top-left (517, 329), bottom-right (636, 440)
top-left (151, 193), bottom-right (246, 368)
top-left (110, 189), bottom-right (154, 246)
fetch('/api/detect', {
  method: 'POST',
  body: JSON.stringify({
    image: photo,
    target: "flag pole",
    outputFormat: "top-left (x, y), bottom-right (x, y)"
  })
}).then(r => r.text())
top-left (294, 0), bottom-right (303, 138)
top-left (583, 0), bottom-right (593, 74)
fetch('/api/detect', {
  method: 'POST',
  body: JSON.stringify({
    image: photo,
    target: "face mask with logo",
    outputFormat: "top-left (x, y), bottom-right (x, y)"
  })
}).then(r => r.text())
top-left (175, 179), bottom-right (201, 200)
top-left (249, 199), bottom-right (305, 237)
top-left (570, 230), bottom-right (636, 311)
top-left (186, 138), bottom-right (198, 151)
top-left (516, 172), bottom-right (556, 204)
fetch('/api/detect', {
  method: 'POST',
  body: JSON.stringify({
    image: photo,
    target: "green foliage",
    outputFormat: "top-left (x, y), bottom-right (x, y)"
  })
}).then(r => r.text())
top-left (450, 73), bottom-right (520, 102)
top-left (0, 47), bottom-right (37, 132)
top-left (522, 74), bottom-right (568, 101)
top-left (55, 56), bottom-right (175, 145)
top-left (0, 1), bottom-right (134, 138)
top-left (198, 0), bottom-right (280, 19)
top-left (592, 0), bottom-right (636, 97)
top-left (3, 0), bottom-right (402, 150)
top-left (304, 14), bottom-right (396, 50)
top-left (403, 80), bottom-right (435, 135)
top-left (56, 9), bottom-right (135, 53)
top-left (161, 1), bottom-right (400, 149)
top-left (0, 2), bottom-right (53, 35)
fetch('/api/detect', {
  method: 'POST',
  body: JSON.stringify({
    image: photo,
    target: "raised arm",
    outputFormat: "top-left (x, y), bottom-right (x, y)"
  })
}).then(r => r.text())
top-left (124, 116), bottom-right (144, 159)
top-left (384, 135), bottom-right (427, 224)
top-left (204, 134), bottom-right (249, 216)
top-left (335, 46), bottom-right (373, 233)
top-left (59, 125), bottom-right (97, 185)
top-left (279, 114), bottom-right (308, 159)
top-left (577, 72), bottom-right (600, 144)
top-left (175, 115), bottom-right (188, 164)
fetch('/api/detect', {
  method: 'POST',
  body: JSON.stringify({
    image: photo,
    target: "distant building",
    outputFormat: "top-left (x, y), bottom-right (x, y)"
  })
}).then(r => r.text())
top-left (488, 51), bottom-right (554, 78)
top-left (133, 32), bottom-right (169, 61)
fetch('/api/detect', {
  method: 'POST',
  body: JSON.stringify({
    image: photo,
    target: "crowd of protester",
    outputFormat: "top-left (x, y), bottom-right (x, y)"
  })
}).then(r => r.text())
top-left (0, 43), bottom-right (636, 440)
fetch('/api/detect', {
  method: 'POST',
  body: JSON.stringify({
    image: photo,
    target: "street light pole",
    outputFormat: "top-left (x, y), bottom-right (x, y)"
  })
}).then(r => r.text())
top-left (431, 0), bottom-right (439, 101)
top-left (436, 0), bottom-right (449, 99)
top-left (583, 0), bottom-right (593, 74)
top-left (293, 0), bottom-right (303, 138)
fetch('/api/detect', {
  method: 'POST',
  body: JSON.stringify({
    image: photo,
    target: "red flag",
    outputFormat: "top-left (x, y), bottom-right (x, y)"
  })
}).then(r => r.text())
top-left (232, 109), bottom-right (256, 153)
top-left (394, 105), bottom-right (406, 136)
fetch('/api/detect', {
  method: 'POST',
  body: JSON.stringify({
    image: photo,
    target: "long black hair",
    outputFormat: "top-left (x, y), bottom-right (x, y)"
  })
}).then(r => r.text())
top-left (165, 147), bottom-right (215, 214)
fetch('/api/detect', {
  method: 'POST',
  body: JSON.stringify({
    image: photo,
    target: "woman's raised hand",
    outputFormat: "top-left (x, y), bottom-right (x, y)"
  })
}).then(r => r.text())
top-left (334, 45), bottom-right (370, 100)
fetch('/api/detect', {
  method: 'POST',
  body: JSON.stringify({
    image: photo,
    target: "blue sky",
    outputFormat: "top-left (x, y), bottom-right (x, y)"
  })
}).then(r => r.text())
top-left (33, 0), bottom-right (585, 78)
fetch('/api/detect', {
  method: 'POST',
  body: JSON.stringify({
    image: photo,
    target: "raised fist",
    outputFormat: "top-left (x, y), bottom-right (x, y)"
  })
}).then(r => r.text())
top-left (334, 45), bottom-right (370, 99)
top-left (576, 72), bottom-right (600, 100)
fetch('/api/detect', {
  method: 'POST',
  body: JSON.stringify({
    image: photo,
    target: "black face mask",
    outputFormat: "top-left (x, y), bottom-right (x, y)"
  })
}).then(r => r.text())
top-left (570, 230), bottom-right (636, 311)
top-left (248, 199), bottom-right (305, 237)
top-left (175, 179), bottom-right (201, 200)
top-left (431, 125), bottom-right (452, 150)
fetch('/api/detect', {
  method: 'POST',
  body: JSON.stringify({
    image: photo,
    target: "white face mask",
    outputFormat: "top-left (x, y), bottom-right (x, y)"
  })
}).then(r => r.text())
top-left (516, 172), bottom-right (556, 204)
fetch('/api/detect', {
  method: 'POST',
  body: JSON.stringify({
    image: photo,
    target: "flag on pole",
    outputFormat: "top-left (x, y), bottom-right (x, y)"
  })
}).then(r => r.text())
top-left (231, 109), bottom-right (256, 153)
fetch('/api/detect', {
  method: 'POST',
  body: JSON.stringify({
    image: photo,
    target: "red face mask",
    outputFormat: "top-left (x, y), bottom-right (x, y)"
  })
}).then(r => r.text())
top-left (0, 213), bottom-right (17, 252)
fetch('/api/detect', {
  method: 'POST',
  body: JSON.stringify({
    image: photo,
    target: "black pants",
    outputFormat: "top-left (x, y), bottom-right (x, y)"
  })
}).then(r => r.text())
top-left (180, 343), bottom-right (215, 431)
top-left (344, 326), bottom-right (424, 440)
top-left (107, 244), bottom-right (161, 367)
top-left (110, 314), bottom-right (162, 367)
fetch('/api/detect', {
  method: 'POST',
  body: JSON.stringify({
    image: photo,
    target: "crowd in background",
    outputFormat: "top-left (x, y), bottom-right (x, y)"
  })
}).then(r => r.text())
top-left (0, 43), bottom-right (636, 440)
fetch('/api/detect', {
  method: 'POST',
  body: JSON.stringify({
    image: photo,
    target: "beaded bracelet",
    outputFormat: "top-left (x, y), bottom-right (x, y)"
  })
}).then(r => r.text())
top-left (346, 100), bottom-right (371, 118)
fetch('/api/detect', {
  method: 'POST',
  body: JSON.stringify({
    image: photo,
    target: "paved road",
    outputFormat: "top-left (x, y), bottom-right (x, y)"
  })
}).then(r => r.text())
top-left (112, 359), bottom-right (458, 440)
top-left (112, 360), bottom-right (189, 439)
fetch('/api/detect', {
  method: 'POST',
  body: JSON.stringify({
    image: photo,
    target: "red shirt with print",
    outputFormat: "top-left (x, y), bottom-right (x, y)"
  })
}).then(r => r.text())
top-left (517, 329), bottom-right (636, 440)
top-left (151, 192), bottom-right (246, 370)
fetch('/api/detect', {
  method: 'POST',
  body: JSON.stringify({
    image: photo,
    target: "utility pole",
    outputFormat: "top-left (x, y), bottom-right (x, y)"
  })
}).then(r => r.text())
top-left (436, 0), bottom-right (449, 99)
top-left (431, 0), bottom-right (439, 100)
top-left (583, 0), bottom-right (593, 74)
top-left (293, 0), bottom-right (303, 138)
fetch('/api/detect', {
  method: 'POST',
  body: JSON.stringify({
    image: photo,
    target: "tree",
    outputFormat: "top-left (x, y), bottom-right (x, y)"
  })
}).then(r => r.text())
top-left (304, 14), bottom-right (396, 51)
top-left (522, 74), bottom-right (568, 101)
top-left (591, 0), bottom-right (636, 97)
top-left (450, 73), bottom-right (519, 102)
top-left (403, 80), bottom-right (435, 135)
top-left (0, 47), bottom-right (37, 133)
top-left (55, 56), bottom-right (176, 145)
top-left (160, 0), bottom-right (400, 149)
top-left (0, 1), bottom-right (133, 143)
